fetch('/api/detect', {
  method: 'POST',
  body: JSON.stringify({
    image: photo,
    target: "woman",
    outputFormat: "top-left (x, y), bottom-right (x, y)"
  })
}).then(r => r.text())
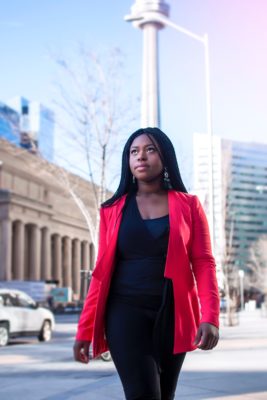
top-left (74, 127), bottom-right (220, 400)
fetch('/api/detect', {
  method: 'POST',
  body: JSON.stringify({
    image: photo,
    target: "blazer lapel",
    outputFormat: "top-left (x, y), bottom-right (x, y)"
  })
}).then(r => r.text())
top-left (164, 191), bottom-right (190, 279)
top-left (92, 195), bottom-right (127, 281)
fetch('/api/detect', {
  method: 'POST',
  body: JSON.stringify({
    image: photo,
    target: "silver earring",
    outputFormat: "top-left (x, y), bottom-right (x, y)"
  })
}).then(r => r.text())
top-left (163, 167), bottom-right (171, 189)
top-left (133, 175), bottom-right (136, 184)
top-left (164, 167), bottom-right (169, 180)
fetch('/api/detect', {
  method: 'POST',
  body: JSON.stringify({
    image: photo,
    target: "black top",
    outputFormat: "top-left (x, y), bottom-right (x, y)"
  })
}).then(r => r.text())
top-left (109, 194), bottom-right (169, 304)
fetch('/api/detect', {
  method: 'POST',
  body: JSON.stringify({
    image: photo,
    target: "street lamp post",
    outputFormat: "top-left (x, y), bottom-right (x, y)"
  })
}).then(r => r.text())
top-left (80, 269), bottom-right (91, 302)
top-left (238, 269), bottom-right (245, 311)
top-left (125, 3), bottom-right (215, 247)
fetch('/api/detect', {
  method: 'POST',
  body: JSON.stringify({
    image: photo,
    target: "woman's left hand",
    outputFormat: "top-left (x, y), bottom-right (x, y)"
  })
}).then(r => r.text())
top-left (193, 322), bottom-right (219, 350)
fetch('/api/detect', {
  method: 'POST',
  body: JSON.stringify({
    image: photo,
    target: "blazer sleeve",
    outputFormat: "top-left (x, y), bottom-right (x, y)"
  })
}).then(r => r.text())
top-left (190, 195), bottom-right (220, 328)
top-left (75, 207), bottom-right (107, 341)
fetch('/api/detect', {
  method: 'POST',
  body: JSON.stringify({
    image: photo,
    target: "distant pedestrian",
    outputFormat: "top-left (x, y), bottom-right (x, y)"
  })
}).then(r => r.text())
top-left (47, 295), bottom-right (54, 309)
top-left (74, 127), bottom-right (220, 400)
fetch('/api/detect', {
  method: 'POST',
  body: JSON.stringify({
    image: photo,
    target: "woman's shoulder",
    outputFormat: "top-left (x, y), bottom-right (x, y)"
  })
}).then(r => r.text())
top-left (170, 191), bottom-right (204, 213)
top-left (100, 194), bottom-right (127, 217)
top-left (170, 190), bottom-right (196, 202)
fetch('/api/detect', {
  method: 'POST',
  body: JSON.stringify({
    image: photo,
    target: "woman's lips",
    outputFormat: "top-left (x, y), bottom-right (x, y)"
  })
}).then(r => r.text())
top-left (135, 164), bottom-right (149, 171)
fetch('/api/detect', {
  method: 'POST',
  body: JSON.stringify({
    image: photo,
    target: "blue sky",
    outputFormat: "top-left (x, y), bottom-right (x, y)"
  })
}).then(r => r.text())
top-left (1, 0), bottom-right (267, 189)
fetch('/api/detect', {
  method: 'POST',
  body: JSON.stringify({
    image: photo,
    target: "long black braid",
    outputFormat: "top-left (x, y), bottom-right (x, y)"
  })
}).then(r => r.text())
top-left (102, 127), bottom-right (187, 207)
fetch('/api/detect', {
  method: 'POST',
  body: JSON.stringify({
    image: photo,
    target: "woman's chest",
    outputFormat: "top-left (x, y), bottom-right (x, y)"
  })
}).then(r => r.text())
top-left (135, 194), bottom-right (169, 219)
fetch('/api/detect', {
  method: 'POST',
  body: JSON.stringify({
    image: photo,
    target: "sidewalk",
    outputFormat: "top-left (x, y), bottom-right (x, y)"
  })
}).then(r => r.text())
top-left (83, 309), bottom-right (267, 400)
top-left (0, 309), bottom-right (266, 400)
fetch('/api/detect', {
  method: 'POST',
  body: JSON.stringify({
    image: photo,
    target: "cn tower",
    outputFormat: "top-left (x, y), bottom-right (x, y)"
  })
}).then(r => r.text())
top-left (125, 0), bottom-right (170, 128)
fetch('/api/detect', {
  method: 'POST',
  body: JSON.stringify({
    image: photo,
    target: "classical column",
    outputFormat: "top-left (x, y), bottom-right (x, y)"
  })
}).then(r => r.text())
top-left (41, 227), bottom-right (51, 281)
top-left (0, 219), bottom-right (12, 280)
top-left (53, 234), bottom-right (62, 285)
top-left (81, 241), bottom-right (90, 270)
top-left (72, 239), bottom-right (81, 298)
top-left (29, 224), bottom-right (41, 280)
top-left (62, 237), bottom-right (72, 288)
top-left (89, 243), bottom-right (95, 271)
top-left (24, 224), bottom-right (30, 279)
top-left (12, 220), bottom-right (25, 280)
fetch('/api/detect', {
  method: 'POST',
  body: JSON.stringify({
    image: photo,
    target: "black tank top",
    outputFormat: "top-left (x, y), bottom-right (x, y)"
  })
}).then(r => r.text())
top-left (109, 194), bottom-right (169, 303)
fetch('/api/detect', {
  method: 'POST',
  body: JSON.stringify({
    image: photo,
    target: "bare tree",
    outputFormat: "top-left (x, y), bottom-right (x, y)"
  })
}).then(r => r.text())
top-left (222, 214), bottom-right (239, 325)
top-left (220, 142), bottom-right (239, 325)
top-left (247, 234), bottom-right (267, 305)
top-left (51, 45), bottom-right (138, 248)
top-left (1, 46), bottom-right (138, 254)
top-left (52, 46), bottom-right (137, 196)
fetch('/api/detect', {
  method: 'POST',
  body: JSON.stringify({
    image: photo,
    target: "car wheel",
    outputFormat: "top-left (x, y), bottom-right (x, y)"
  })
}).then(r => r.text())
top-left (100, 351), bottom-right (112, 362)
top-left (38, 320), bottom-right (52, 342)
top-left (0, 323), bottom-right (9, 347)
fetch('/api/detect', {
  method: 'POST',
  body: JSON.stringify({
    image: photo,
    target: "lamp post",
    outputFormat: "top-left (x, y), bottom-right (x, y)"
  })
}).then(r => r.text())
top-left (80, 269), bottom-right (91, 302)
top-left (125, 1), bottom-right (215, 247)
top-left (238, 269), bottom-right (245, 311)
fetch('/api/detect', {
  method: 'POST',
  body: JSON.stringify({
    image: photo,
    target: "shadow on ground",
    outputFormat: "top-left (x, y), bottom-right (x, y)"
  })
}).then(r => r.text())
top-left (0, 369), bottom-right (266, 399)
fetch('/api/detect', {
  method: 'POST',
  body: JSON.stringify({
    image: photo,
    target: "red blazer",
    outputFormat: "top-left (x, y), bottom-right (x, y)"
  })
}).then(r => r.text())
top-left (76, 190), bottom-right (220, 358)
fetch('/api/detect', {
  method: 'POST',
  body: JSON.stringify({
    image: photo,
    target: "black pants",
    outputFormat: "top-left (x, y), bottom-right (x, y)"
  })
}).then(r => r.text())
top-left (105, 297), bottom-right (186, 400)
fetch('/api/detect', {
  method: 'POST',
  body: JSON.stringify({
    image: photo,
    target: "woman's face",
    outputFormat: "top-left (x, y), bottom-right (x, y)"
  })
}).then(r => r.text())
top-left (129, 134), bottom-right (163, 182)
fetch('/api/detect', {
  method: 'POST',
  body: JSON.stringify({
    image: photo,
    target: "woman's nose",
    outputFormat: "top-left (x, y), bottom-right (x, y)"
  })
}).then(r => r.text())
top-left (137, 149), bottom-right (147, 161)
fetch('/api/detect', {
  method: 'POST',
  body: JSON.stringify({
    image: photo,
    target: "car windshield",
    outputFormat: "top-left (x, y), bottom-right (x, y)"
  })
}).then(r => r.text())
top-left (0, 292), bottom-right (36, 308)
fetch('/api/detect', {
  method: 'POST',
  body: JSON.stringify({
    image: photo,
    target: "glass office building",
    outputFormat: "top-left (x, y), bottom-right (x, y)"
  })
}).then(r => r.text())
top-left (0, 102), bottom-right (20, 145)
top-left (193, 133), bottom-right (267, 278)
top-left (26, 101), bottom-right (54, 162)
top-left (2, 97), bottom-right (55, 162)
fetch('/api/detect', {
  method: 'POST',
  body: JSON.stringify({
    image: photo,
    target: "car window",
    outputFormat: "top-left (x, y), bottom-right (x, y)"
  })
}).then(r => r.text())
top-left (1, 294), bottom-right (18, 307)
top-left (16, 293), bottom-right (36, 308)
top-left (0, 295), bottom-right (4, 307)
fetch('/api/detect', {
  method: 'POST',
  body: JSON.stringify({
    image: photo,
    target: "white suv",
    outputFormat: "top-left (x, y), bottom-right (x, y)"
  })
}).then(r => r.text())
top-left (0, 289), bottom-right (55, 346)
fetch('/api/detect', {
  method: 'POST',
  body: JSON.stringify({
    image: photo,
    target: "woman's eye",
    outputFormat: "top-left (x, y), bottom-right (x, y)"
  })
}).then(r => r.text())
top-left (147, 147), bottom-right (155, 152)
top-left (130, 149), bottom-right (137, 155)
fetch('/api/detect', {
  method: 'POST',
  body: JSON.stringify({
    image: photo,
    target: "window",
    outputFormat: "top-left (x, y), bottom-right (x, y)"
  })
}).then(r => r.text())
top-left (16, 293), bottom-right (36, 308)
top-left (22, 105), bottom-right (29, 115)
top-left (2, 294), bottom-right (18, 307)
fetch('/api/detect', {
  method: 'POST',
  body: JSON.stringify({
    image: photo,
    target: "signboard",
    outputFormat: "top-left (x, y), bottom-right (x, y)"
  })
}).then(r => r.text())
top-left (50, 287), bottom-right (72, 303)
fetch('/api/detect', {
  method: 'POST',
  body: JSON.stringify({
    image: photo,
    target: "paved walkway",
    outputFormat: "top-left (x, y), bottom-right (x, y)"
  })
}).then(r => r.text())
top-left (0, 309), bottom-right (266, 399)
top-left (79, 309), bottom-right (267, 400)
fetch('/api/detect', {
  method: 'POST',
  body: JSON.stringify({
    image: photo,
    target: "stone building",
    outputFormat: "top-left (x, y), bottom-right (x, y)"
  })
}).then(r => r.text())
top-left (0, 139), bottom-right (98, 300)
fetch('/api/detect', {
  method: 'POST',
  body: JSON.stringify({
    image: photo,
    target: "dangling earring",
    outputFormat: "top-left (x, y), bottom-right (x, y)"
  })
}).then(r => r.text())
top-left (163, 167), bottom-right (171, 189)
top-left (132, 175), bottom-right (136, 184)
top-left (164, 167), bottom-right (169, 181)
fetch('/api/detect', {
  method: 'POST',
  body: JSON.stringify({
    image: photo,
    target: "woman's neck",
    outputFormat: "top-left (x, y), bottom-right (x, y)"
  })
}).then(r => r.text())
top-left (136, 181), bottom-right (165, 196)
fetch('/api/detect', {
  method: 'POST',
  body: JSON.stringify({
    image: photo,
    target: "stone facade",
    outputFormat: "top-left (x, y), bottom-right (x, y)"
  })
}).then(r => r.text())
top-left (0, 139), bottom-right (97, 300)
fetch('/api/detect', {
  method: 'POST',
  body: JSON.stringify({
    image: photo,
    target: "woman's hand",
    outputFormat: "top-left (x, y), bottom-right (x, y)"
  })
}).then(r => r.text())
top-left (73, 340), bottom-right (91, 363)
top-left (193, 322), bottom-right (219, 350)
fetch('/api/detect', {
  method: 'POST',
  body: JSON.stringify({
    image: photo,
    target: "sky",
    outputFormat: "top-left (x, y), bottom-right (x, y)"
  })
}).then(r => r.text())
top-left (1, 0), bottom-right (267, 189)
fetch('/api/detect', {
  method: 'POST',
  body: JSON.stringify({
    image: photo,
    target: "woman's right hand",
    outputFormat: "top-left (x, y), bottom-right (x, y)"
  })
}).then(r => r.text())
top-left (73, 340), bottom-right (91, 364)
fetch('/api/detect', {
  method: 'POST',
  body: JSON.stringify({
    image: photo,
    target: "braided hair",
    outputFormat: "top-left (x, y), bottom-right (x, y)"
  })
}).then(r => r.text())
top-left (102, 127), bottom-right (187, 207)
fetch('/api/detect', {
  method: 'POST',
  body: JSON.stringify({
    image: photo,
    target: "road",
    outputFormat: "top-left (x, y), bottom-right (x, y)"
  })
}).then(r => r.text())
top-left (0, 310), bottom-right (267, 400)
